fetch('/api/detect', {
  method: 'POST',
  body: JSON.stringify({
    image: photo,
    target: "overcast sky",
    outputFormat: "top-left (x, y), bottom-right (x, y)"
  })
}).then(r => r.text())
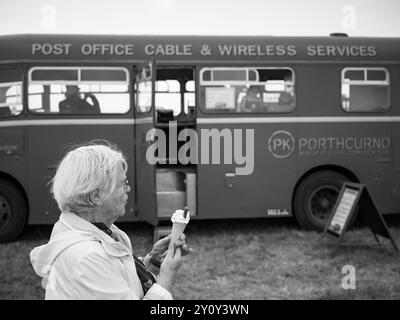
top-left (0, 0), bottom-right (399, 37)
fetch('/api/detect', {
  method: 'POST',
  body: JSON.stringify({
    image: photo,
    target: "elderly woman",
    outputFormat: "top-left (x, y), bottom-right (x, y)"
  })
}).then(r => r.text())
top-left (30, 143), bottom-right (187, 299)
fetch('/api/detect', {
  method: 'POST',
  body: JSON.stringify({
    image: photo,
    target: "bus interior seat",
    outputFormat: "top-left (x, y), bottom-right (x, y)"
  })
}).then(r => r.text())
top-left (0, 106), bottom-right (12, 116)
top-left (157, 109), bottom-right (174, 122)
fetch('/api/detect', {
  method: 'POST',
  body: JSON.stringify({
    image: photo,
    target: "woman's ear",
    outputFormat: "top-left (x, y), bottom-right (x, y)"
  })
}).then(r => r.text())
top-left (89, 189), bottom-right (102, 206)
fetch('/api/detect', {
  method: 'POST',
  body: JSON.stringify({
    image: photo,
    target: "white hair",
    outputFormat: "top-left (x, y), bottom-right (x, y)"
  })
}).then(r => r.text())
top-left (51, 143), bottom-right (127, 213)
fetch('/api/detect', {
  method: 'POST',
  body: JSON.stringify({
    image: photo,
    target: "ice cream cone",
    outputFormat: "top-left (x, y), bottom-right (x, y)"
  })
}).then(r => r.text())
top-left (168, 223), bottom-right (186, 253)
top-left (168, 207), bottom-right (190, 254)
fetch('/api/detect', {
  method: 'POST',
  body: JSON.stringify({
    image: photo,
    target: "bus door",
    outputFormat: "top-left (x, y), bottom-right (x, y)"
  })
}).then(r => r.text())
top-left (196, 66), bottom-right (297, 220)
top-left (394, 66), bottom-right (400, 211)
top-left (134, 61), bottom-right (158, 225)
top-left (195, 66), bottom-right (262, 220)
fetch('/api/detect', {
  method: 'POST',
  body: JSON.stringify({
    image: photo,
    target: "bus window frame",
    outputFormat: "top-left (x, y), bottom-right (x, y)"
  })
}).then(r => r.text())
top-left (198, 66), bottom-right (296, 115)
top-left (0, 67), bottom-right (24, 118)
top-left (27, 66), bottom-right (131, 116)
top-left (135, 63), bottom-right (153, 115)
top-left (199, 67), bottom-right (259, 85)
top-left (341, 67), bottom-right (391, 114)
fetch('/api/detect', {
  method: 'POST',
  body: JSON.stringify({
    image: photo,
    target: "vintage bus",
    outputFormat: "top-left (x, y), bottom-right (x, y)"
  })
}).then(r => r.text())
top-left (0, 34), bottom-right (399, 242)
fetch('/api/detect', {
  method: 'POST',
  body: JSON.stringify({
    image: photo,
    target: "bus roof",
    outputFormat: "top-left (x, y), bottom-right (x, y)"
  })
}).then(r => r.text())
top-left (1, 34), bottom-right (400, 64)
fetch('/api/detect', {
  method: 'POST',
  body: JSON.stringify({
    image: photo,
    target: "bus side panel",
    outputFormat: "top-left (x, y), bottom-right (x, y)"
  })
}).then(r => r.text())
top-left (26, 123), bottom-right (135, 225)
top-left (393, 125), bottom-right (400, 212)
top-left (297, 123), bottom-right (392, 211)
top-left (0, 127), bottom-right (29, 195)
top-left (296, 65), bottom-right (393, 213)
top-left (392, 66), bottom-right (400, 212)
top-left (197, 123), bottom-right (296, 220)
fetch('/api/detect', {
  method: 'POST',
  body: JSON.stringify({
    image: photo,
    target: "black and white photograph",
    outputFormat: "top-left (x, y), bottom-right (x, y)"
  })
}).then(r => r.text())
top-left (0, 0), bottom-right (400, 307)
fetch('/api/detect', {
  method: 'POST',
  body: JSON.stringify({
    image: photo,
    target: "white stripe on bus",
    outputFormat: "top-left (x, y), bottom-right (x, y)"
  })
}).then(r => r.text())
top-left (0, 119), bottom-right (135, 127)
top-left (135, 117), bottom-right (153, 124)
top-left (196, 116), bottom-right (400, 124)
top-left (0, 116), bottom-right (400, 128)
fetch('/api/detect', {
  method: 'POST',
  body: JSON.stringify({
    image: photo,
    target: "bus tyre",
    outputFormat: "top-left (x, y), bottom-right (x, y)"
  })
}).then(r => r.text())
top-left (294, 171), bottom-right (348, 231)
top-left (0, 179), bottom-right (27, 242)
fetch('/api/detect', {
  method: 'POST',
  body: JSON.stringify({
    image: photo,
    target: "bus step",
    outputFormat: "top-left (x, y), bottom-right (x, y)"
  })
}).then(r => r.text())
top-left (153, 226), bottom-right (172, 243)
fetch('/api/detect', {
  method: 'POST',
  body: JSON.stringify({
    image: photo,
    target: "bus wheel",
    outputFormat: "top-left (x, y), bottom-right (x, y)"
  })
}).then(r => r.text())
top-left (0, 179), bottom-right (27, 242)
top-left (293, 171), bottom-right (348, 231)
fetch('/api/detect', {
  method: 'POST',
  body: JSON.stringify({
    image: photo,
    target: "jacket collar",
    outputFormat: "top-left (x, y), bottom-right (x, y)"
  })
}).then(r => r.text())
top-left (59, 211), bottom-right (132, 258)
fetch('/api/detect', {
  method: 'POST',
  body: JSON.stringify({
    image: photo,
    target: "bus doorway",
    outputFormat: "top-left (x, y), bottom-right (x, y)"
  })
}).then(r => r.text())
top-left (134, 64), bottom-right (197, 225)
top-left (153, 66), bottom-right (197, 222)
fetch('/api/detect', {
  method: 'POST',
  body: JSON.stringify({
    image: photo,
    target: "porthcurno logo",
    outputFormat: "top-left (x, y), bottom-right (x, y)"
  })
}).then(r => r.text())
top-left (267, 130), bottom-right (391, 158)
top-left (268, 130), bottom-right (295, 159)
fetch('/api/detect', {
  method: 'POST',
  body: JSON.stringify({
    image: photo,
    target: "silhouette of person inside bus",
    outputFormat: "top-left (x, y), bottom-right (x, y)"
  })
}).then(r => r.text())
top-left (240, 86), bottom-right (263, 112)
top-left (0, 88), bottom-right (12, 117)
top-left (59, 85), bottom-right (100, 114)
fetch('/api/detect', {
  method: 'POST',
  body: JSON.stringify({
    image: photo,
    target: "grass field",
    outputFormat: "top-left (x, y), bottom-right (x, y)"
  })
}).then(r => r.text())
top-left (1, 216), bottom-right (400, 300)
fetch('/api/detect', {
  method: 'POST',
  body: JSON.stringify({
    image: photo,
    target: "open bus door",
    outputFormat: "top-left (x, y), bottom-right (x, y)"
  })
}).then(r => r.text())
top-left (134, 60), bottom-right (158, 225)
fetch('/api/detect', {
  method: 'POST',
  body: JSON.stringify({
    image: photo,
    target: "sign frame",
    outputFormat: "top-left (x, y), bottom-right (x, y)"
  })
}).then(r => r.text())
top-left (323, 181), bottom-right (399, 252)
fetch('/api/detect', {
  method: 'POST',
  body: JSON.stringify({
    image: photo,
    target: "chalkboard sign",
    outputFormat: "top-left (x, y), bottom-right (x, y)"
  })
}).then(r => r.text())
top-left (323, 182), bottom-right (399, 252)
top-left (325, 183), bottom-right (361, 238)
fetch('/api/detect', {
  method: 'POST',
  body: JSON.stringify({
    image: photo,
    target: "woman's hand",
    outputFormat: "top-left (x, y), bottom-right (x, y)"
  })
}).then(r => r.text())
top-left (152, 234), bottom-right (173, 256)
top-left (157, 245), bottom-right (182, 292)
top-left (145, 233), bottom-right (193, 274)
top-left (150, 234), bottom-right (192, 260)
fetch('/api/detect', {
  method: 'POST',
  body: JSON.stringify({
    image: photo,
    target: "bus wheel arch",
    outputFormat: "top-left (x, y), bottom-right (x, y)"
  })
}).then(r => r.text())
top-left (0, 172), bottom-right (29, 242)
top-left (292, 166), bottom-right (359, 231)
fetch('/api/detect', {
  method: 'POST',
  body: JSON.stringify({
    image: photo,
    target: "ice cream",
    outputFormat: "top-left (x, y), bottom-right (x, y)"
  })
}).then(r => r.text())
top-left (168, 207), bottom-right (190, 254)
top-left (171, 207), bottom-right (190, 224)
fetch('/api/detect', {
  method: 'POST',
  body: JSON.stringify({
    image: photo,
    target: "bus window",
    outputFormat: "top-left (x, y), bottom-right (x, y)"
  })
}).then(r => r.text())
top-left (341, 67), bottom-right (390, 113)
top-left (135, 65), bottom-right (152, 114)
top-left (184, 80), bottom-right (195, 114)
top-left (200, 67), bottom-right (295, 113)
top-left (28, 67), bottom-right (130, 114)
top-left (155, 80), bottom-right (181, 116)
top-left (152, 68), bottom-right (195, 118)
top-left (0, 69), bottom-right (23, 117)
top-left (136, 80), bottom-right (152, 113)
